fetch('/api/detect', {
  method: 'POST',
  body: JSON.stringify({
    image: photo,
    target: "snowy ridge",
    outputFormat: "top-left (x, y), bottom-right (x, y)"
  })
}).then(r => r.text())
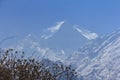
top-left (73, 25), bottom-right (98, 40)
top-left (16, 34), bottom-right (67, 62)
top-left (41, 21), bottom-right (65, 40)
top-left (75, 30), bottom-right (120, 79)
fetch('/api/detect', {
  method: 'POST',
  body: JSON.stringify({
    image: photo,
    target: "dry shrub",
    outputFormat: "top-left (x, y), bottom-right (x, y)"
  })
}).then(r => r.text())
top-left (0, 48), bottom-right (78, 80)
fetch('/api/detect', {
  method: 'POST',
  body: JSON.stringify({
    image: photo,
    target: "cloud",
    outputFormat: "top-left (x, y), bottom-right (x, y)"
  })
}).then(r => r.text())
top-left (73, 25), bottom-right (98, 40)
top-left (41, 21), bottom-right (64, 40)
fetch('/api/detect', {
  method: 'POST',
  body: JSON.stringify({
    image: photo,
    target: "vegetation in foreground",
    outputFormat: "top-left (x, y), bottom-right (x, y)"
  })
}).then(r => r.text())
top-left (0, 48), bottom-right (78, 80)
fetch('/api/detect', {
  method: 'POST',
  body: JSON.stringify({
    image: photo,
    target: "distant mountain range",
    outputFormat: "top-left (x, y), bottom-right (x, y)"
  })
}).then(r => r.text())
top-left (15, 21), bottom-right (99, 60)
top-left (12, 22), bottom-right (120, 79)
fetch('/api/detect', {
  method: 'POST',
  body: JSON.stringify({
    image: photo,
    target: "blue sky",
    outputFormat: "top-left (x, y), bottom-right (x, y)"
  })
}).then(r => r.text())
top-left (0, 0), bottom-right (120, 47)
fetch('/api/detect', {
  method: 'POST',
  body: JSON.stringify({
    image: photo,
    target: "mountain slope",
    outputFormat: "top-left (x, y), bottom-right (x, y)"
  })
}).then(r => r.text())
top-left (74, 30), bottom-right (120, 80)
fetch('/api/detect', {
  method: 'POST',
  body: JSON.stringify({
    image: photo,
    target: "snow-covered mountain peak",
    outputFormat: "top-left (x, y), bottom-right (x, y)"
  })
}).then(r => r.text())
top-left (41, 21), bottom-right (99, 41)
top-left (39, 21), bottom-right (99, 52)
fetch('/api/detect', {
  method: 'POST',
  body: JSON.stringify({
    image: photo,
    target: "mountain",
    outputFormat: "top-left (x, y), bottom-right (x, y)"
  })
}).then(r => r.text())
top-left (40, 22), bottom-right (89, 51)
top-left (39, 21), bottom-right (98, 56)
top-left (69, 30), bottom-right (120, 80)
top-left (15, 34), bottom-right (67, 61)
top-left (14, 21), bottom-right (98, 61)
top-left (9, 21), bottom-right (120, 79)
